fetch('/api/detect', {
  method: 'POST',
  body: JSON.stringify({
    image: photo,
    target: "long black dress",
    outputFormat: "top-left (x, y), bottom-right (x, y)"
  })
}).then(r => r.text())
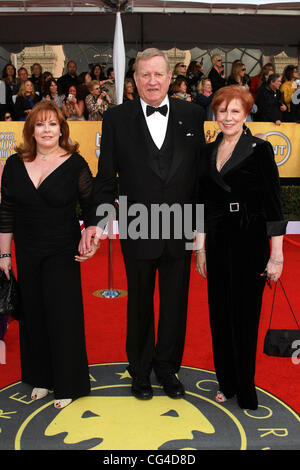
top-left (200, 129), bottom-right (287, 410)
top-left (0, 153), bottom-right (94, 399)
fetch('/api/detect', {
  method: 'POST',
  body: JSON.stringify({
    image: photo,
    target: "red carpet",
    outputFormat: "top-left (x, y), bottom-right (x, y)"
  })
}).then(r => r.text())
top-left (1, 235), bottom-right (300, 416)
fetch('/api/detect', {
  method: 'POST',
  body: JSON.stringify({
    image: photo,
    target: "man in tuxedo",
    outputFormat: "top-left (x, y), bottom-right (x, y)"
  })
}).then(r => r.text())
top-left (79, 48), bottom-right (205, 399)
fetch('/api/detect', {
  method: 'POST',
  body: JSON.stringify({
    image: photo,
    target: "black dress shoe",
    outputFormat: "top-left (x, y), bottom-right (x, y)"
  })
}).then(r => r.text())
top-left (131, 376), bottom-right (153, 400)
top-left (156, 373), bottom-right (185, 398)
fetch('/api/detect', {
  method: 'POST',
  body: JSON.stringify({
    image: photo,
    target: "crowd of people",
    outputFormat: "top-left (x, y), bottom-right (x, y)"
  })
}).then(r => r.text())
top-left (168, 54), bottom-right (300, 124)
top-left (0, 60), bottom-right (116, 122)
top-left (1, 55), bottom-right (299, 123)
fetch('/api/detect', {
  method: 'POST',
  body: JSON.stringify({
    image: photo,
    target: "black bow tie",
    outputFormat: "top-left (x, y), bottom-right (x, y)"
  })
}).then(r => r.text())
top-left (146, 104), bottom-right (168, 117)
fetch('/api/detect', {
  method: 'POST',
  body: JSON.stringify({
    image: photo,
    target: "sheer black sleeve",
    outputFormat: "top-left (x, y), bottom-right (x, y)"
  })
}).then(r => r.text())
top-left (0, 157), bottom-right (15, 233)
top-left (77, 158), bottom-right (95, 228)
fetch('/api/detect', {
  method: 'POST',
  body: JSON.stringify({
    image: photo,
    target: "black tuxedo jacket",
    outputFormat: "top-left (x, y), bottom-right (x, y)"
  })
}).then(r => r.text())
top-left (92, 97), bottom-right (205, 259)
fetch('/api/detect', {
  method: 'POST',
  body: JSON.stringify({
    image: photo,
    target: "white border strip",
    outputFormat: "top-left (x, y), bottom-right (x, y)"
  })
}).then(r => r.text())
top-left (287, 221), bottom-right (300, 234)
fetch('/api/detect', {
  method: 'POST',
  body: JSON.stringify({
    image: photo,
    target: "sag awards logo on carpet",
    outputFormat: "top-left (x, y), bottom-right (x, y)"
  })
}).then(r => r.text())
top-left (0, 363), bottom-right (299, 451)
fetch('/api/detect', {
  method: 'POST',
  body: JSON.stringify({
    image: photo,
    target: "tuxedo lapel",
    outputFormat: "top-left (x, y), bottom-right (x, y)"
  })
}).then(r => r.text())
top-left (166, 99), bottom-right (190, 184)
top-left (127, 98), bottom-right (196, 183)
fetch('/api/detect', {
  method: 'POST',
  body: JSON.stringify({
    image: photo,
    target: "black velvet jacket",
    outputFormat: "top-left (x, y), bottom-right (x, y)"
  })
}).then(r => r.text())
top-left (199, 128), bottom-right (287, 237)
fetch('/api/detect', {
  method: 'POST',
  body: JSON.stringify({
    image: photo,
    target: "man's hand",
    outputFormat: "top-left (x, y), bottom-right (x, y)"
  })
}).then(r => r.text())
top-left (275, 120), bottom-right (282, 126)
top-left (78, 225), bottom-right (102, 255)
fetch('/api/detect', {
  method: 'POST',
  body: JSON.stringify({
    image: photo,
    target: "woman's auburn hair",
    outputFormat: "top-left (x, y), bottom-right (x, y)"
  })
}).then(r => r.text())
top-left (16, 101), bottom-right (79, 162)
top-left (211, 85), bottom-right (254, 116)
top-left (171, 76), bottom-right (187, 93)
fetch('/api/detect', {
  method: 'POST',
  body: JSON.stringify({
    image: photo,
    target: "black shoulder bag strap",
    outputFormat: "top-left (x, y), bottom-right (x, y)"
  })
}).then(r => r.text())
top-left (268, 279), bottom-right (300, 330)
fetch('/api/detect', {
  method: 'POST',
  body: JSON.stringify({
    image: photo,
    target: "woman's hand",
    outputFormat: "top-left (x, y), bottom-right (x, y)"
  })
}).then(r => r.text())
top-left (264, 258), bottom-right (283, 283)
top-left (196, 251), bottom-right (207, 278)
top-left (0, 257), bottom-right (11, 280)
top-left (75, 242), bottom-right (99, 263)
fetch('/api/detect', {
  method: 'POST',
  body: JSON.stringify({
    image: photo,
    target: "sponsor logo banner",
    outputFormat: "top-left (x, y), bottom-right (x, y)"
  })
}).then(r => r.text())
top-left (1, 121), bottom-right (299, 178)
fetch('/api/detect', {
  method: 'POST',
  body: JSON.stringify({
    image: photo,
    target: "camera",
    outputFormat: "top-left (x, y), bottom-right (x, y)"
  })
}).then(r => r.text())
top-left (68, 94), bottom-right (73, 100)
top-left (101, 86), bottom-right (108, 93)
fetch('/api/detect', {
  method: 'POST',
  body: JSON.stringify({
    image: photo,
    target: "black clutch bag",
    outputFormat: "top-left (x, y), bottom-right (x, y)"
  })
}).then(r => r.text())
top-left (263, 279), bottom-right (300, 357)
top-left (0, 270), bottom-right (20, 320)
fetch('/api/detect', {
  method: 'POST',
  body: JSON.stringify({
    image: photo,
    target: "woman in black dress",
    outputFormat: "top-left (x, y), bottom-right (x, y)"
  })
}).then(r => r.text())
top-left (0, 101), bottom-right (98, 409)
top-left (195, 86), bottom-right (286, 410)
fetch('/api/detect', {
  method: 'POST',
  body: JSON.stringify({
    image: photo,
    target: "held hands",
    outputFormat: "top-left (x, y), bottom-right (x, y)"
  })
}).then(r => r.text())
top-left (75, 242), bottom-right (99, 262)
top-left (76, 226), bottom-right (102, 263)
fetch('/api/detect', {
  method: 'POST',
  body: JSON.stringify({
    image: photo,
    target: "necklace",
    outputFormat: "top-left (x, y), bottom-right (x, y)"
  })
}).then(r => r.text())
top-left (217, 151), bottom-right (233, 172)
top-left (37, 145), bottom-right (60, 161)
top-left (216, 134), bottom-right (241, 172)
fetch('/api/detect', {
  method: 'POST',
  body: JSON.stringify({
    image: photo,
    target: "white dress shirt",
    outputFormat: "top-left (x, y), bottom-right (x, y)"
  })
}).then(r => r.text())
top-left (140, 96), bottom-right (170, 150)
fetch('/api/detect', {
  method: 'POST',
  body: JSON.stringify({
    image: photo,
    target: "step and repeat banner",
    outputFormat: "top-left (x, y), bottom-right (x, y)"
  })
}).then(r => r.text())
top-left (0, 121), bottom-right (299, 178)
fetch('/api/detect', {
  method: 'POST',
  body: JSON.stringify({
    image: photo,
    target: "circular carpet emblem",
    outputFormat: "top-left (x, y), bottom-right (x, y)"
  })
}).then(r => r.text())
top-left (0, 363), bottom-right (299, 451)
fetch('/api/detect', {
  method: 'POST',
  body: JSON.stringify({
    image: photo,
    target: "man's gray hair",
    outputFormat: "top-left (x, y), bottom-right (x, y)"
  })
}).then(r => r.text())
top-left (135, 48), bottom-right (171, 74)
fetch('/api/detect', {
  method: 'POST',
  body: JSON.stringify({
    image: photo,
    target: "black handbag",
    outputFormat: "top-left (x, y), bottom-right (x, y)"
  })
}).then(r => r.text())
top-left (264, 279), bottom-right (300, 357)
top-left (0, 269), bottom-right (20, 320)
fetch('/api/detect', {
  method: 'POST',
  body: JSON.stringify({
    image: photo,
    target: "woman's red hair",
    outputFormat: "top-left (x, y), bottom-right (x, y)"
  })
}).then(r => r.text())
top-left (211, 85), bottom-right (254, 116)
top-left (16, 100), bottom-right (79, 161)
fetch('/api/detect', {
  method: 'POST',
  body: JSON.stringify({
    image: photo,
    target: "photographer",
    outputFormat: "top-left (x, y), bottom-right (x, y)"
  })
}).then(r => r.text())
top-left (85, 80), bottom-right (111, 121)
top-left (62, 84), bottom-right (85, 121)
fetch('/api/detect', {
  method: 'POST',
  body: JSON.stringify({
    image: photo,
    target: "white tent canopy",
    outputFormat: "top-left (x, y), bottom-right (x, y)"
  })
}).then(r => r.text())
top-left (0, 1), bottom-right (299, 55)
top-left (0, 1), bottom-right (300, 14)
